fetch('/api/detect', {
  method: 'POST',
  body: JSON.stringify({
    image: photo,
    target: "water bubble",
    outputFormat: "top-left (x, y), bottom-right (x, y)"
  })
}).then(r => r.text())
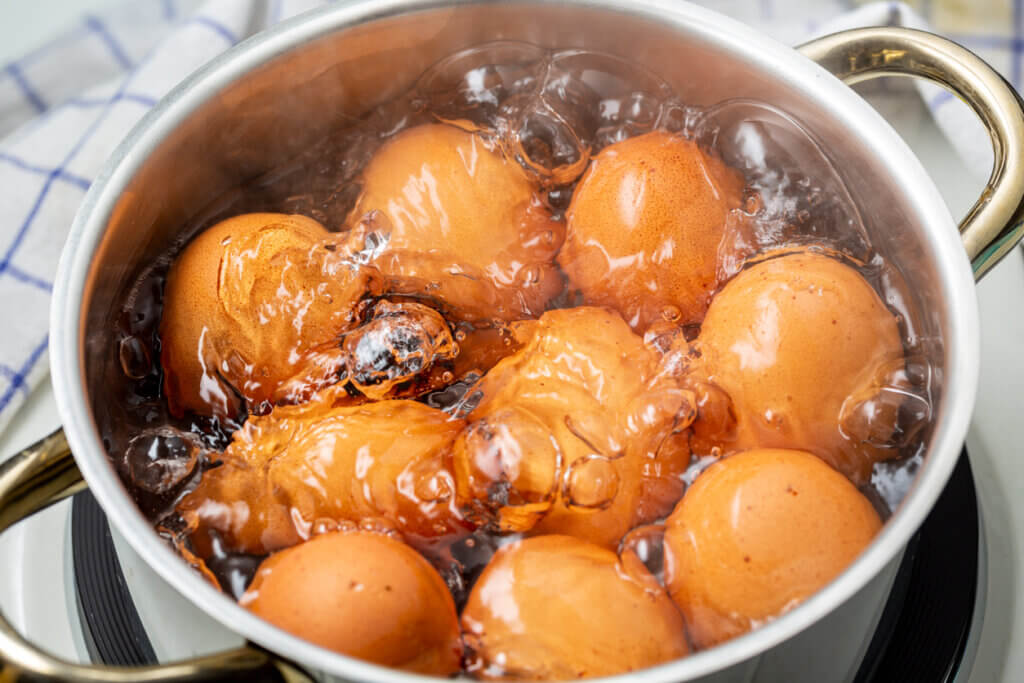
top-left (450, 388), bottom-right (484, 418)
top-left (688, 380), bottom-right (738, 452)
top-left (118, 335), bottom-right (153, 380)
top-left (550, 51), bottom-right (670, 137)
top-left (123, 427), bottom-right (204, 495)
top-left (417, 42), bottom-right (547, 129)
top-left (903, 354), bottom-right (931, 387)
top-left (620, 523), bottom-right (667, 582)
top-left (653, 99), bottom-right (696, 135)
top-left (517, 266), bottom-right (542, 286)
top-left (839, 357), bottom-right (931, 450)
top-left (564, 412), bottom-right (623, 459)
top-left (346, 211), bottom-right (392, 265)
top-left (563, 455), bottom-right (619, 510)
top-left (416, 43), bottom-right (682, 189)
top-left (644, 320), bottom-right (688, 355)
top-left (544, 187), bottom-right (574, 215)
top-left (506, 96), bottom-right (590, 185)
top-left (342, 301), bottom-right (456, 399)
top-left (696, 100), bottom-right (871, 280)
top-left (870, 445), bottom-right (924, 514)
top-left (452, 406), bottom-right (562, 532)
top-left (671, 390), bottom-right (698, 432)
top-left (204, 531), bottom-right (266, 600)
top-left (358, 517), bottom-right (401, 538)
top-left (436, 531), bottom-right (500, 609)
top-left (312, 518), bottom-right (358, 536)
top-left (424, 373), bottom-right (483, 415)
top-left (660, 305), bottom-right (681, 323)
top-left (403, 457), bottom-right (455, 504)
top-left (681, 454), bottom-right (719, 487)
top-left (743, 190), bottom-right (763, 214)
top-left (626, 385), bottom-right (695, 436)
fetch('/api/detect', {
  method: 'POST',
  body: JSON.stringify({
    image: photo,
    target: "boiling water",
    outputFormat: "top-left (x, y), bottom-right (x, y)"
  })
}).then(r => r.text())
top-left (108, 42), bottom-right (935, 619)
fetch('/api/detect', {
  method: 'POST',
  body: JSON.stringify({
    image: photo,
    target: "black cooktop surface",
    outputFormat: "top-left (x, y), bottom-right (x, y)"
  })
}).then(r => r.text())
top-left (852, 451), bottom-right (979, 683)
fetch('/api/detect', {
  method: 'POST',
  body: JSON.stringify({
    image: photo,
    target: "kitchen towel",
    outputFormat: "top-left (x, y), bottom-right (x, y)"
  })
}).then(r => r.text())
top-left (0, 0), bottom-right (1011, 434)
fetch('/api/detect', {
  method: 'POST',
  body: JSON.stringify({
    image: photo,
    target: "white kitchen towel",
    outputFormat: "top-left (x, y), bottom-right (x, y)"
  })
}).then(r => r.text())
top-left (0, 0), bottom-right (1010, 433)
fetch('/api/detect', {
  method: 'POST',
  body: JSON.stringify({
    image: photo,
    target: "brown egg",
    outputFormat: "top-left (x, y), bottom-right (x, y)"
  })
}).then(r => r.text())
top-left (452, 307), bottom-right (693, 548)
top-left (160, 213), bottom-right (379, 418)
top-left (559, 131), bottom-right (744, 330)
top-left (242, 531), bottom-right (462, 675)
top-left (680, 250), bottom-right (905, 482)
top-left (461, 535), bottom-right (688, 679)
top-left (663, 448), bottom-right (882, 648)
top-left (348, 123), bottom-right (565, 321)
top-left (177, 400), bottom-right (469, 556)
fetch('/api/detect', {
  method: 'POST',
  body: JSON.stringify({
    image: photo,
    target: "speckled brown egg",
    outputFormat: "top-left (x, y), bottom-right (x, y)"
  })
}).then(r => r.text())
top-left (348, 123), bottom-right (565, 322)
top-left (559, 130), bottom-right (744, 330)
top-left (461, 535), bottom-right (688, 679)
top-left (682, 249), bottom-right (905, 482)
top-left (241, 531), bottom-right (462, 674)
top-left (663, 448), bottom-right (882, 649)
top-left (160, 213), bottom-right (379, 418)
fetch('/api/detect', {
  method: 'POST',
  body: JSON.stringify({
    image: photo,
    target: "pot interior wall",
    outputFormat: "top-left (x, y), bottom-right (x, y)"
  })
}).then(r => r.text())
top-left (80, 2), bottom-right (946, 540)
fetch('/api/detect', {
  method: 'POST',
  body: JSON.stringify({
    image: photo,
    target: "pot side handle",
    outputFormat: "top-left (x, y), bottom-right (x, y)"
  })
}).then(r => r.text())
top-left (0, 428), bottom-right (313, 683)
top-left (798, 26), bottom-right (1024, 280)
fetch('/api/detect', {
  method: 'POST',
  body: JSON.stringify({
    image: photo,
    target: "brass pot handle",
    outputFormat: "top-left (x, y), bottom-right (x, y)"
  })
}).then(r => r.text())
top-left (798, 27), bottom-right (1024, 280)
top-left (0, 428), bottom-right (313, 682)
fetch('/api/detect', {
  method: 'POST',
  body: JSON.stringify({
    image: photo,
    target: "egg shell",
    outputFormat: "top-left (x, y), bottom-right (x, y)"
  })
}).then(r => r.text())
top-left (350, 123), bottom-right (565, 321)
top-left (688, 249), bottom-right (905, 481)
top-left (461, 534), bottom-right (688, 679)
top-left (663, 448), bottom-right (882, 648)
top-left (160, 212), bottom-right (375, 417)
top-left (242, 531), bottom-right (462, 675)
top-left (559, 130), bottom-right (744, 330)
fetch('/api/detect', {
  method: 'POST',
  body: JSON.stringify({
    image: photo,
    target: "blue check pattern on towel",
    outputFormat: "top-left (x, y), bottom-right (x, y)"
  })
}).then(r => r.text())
top-left (0, 0), bottom-right (1013, 433)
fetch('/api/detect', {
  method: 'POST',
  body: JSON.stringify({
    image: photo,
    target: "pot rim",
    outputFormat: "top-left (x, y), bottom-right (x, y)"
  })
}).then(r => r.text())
top-left (49, 0), bottom-right (980, 680)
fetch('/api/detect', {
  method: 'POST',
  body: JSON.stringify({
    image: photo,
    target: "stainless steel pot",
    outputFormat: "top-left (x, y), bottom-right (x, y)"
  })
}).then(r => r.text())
top-left (2, 1), bottom-right (1023, 681)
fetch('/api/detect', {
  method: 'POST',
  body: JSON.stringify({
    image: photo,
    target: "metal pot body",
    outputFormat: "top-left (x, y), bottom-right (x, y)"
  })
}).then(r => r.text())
top-left (47, 1), bottom-right (983, 681)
